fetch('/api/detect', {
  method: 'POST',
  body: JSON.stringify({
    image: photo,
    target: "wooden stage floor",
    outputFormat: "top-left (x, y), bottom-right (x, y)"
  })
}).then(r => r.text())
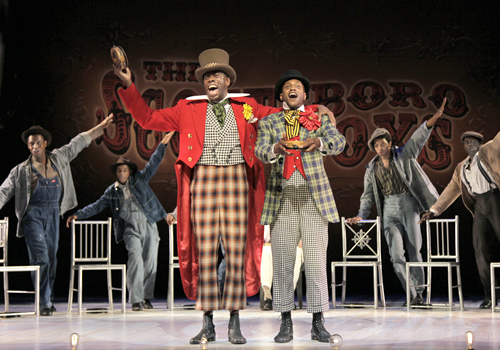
top-left (1, 296), bottom-right (499, 349)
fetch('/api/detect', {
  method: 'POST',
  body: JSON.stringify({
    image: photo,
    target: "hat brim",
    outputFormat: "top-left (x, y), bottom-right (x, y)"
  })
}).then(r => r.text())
top-left (110, 162), bottom-right (138, 175)
top-left (195, 64), bottom-right (237, 87)
top-left (275, 75), bottom-right (311, 101)
top-left (21, 127), bottom-right (52, 147)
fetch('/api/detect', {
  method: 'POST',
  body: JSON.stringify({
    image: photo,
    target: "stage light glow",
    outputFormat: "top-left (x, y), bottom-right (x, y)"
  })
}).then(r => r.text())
top-left (329, 334), bottom-right (343, 349)
top-left (200, 333), bottom-right (208, 349)
top-left (70, 333), bottom-right (79, 350)
top-left (465, 331), bottom-right (474, 350)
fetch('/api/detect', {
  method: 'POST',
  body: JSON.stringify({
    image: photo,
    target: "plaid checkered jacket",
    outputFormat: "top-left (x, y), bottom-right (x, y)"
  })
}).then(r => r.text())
top-left (255, 111), bottom-right (346, 225)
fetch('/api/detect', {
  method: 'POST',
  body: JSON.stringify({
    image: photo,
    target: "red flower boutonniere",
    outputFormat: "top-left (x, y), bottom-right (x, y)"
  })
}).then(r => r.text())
top-left (299, 107), bottom-right (321, 131)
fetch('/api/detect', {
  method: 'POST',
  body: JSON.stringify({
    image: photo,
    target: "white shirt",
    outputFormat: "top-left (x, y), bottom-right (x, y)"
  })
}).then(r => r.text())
top-left (462, 154), bottom-right (496, 195)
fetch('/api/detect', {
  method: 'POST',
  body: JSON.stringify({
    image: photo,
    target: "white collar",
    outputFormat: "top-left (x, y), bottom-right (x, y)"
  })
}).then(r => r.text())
top-left (185, 93), bottom-right (250, 101)
top-left (282, 102), bottom-right (305, 112)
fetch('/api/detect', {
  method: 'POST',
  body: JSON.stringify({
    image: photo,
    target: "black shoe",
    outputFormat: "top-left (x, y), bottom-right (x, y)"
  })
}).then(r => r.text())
top-left (40, 308), bottom-right (53, 316)
top-left (411, 294), bottom-right (424, 306)
top-left (274, 311), bottom-right (293, 343)
top-left (261, 298), bottom-right (272, 311)
top-left (479, 298), bottom-right (497, 309)
top-left (50, 305), bottom-right (56, 312)
top-left (403, 294), bottom-right (424, 307)
top-left (141, 299), bottom-right (153, 309)
top-left (311, 312), bottom-right (331, 343)
top-left (132, 303), bottom-right (142, 311)
top-left (190, 313), bottom-right (216, 344)
top-left (228, 311), bottom-right (246, 344)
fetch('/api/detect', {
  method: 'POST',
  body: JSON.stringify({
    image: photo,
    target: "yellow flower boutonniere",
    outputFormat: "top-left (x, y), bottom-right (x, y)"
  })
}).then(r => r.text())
top-left (243, 104), bottom-right (258, 123)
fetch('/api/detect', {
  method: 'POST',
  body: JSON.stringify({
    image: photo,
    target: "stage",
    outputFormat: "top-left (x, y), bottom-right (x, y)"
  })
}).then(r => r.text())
top-left (1, 296), bottom-right (499, 349)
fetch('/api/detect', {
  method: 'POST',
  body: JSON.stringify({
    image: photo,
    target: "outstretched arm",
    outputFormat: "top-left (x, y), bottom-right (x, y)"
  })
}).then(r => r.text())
top-left (426, 97), bottom-right (447, 128)
top-left (140, 131), bottom-right (175, 181)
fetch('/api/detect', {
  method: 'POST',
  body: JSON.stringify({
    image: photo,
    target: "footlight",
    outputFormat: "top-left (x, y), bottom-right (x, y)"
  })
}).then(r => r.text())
top-left (329, 334), bottom-right (343, 349)
top-left (69, 333), bottom-right (79, 350)
top-left (465, 331), bottom-right (474, 350)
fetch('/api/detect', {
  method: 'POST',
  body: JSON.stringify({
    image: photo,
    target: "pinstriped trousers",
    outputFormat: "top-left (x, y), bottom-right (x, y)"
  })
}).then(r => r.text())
top-left (270, 171), bottom-right (330, 313)
top-left (190, 164), bottom-right (248, 311)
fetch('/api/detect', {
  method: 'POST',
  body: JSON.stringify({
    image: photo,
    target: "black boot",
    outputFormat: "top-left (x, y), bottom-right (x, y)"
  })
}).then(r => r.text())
top-left (190, 312), bottom-right (216, 344)
top-left (311, 312), bottom-right (331, 343)
top-left (274, 311), bottom-right (293, 343)
top-left (228, 311), bottom-right (246, 344)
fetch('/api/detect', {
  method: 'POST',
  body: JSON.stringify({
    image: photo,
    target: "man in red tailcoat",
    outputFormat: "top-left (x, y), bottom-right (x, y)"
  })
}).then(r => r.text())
top-left (114, 48), bottom-right (334, 344)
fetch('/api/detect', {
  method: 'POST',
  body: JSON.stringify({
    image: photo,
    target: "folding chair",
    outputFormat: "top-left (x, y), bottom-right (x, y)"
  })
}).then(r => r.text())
top-left (67, 218), bottom-right (126, 315)
top-left (405, 215), bottom-right (463, 311)
top-left (331, 217), bottom-right (386, 309)
top-left (490, 263), bottom-right (500, 312)
top-left (0, 217), bottom-right (40, 317)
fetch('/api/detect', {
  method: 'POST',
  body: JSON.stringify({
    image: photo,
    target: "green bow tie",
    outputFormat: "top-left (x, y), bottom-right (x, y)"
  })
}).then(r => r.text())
top-left (210, 98), bottom-right (229, 127)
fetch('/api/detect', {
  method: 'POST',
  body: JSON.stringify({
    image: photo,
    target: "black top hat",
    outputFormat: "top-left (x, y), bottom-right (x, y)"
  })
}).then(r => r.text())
top-left (110, 156), bottom-right (138, 175)
top-left (274, 70), bottom-right (311, 101)
top-left (21, 125), bottom-right (52, 146)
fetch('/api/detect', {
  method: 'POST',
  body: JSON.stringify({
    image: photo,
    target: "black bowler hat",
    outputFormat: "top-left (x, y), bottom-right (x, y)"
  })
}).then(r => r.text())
top-left (110, 156), bottom-right (138, 174)
top-left (274, 70), bottom-right (311, 101)
top-left (21, 125), bottom-right (52, 146)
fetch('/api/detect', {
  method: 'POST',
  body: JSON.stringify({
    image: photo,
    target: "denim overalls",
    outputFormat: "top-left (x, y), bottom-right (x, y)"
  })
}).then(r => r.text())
top-left (22, 164), bottom-right (61, 309)
top-left (119, 190), bottom-right (159, 304)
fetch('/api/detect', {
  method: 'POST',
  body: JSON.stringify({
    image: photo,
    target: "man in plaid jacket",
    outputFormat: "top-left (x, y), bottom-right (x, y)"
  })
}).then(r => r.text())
top-left (255, 70), bottom-right (346, 343)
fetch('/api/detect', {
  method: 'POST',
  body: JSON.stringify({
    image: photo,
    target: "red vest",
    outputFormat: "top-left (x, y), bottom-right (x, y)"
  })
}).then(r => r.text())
top-left (283, 136), bottom-right (306, 180)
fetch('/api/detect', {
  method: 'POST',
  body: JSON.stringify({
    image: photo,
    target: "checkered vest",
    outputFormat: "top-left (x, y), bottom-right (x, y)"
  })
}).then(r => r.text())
top-left (197, 102), bottom-right (245, 166)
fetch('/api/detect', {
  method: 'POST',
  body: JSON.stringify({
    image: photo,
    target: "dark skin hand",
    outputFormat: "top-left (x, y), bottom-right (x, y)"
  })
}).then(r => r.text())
top-left (418, 211), bottom-right (436, 224)
top-left (273, 134), bottom-right (322, 156)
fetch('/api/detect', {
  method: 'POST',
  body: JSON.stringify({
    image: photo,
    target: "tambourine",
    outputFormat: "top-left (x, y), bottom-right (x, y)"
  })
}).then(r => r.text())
top-left (110, 46), bottom-right (128, 69)
top-left (284, 140), bottom-right (305, 149)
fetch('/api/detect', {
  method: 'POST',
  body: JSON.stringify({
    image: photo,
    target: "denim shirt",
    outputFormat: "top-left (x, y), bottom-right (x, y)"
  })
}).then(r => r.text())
top-left (74, 142), bottom-right (168, 243)
top-left (357, 122), bottom-right (439, 220)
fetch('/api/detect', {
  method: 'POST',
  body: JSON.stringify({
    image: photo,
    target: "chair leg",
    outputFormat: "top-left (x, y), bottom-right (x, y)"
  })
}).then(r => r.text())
top-left (456, 265), bottom-right (464, 311)
top-left (121, 267), bottom-right (126, 314)
top-left (373, 265), bottom-right (378, 309)
top-left (167, 262), bottom-right (174, 311)
top-left (107, 269), bottom-right (114, 311)
top-left (427, 266), bottom-right (433, 305)
top-left (331, 264), bottom-right (336, 308)
top-left (78, 268), bottom-right (83, 316)
top-left (378, 263), bottom-right (386, 307)
top-left (34, 268), bottom-right (40, 317)
top-left (3, 270), bottom-right (9, 313)
top-left (341, 266), bottom-right (347, 305)
top-left (406, 264), bottom-right (411, 312)
top-left (491, 265), bottom-right (496, 313)
top-left (67, 268), bottom-right (75, 313)
top-left (447, 265), bottom-right (453, 311)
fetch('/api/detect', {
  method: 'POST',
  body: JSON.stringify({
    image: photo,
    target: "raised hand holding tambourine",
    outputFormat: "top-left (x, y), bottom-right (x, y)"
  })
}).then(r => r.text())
top-left (111, 46), bottom-right (132, 87)
top-left (111, 46), bottom-right (128, 70)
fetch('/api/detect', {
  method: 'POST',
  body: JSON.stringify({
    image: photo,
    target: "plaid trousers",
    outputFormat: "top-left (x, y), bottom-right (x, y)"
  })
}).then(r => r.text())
top-left (190, 164), bottom-right (248, 311)
top-left (270, 171), bottom-right (330, 313)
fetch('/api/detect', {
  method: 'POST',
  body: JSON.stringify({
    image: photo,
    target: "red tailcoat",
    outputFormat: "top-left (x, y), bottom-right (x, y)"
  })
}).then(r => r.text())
top-left (118, 84), bottom-right (279, 299)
